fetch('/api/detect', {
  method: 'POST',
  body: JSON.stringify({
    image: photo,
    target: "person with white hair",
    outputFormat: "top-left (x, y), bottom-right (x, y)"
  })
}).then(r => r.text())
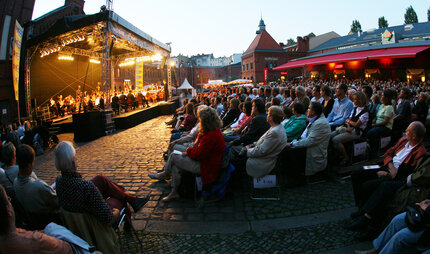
top-left (54, 141), bottom-right (149, 226)
top-left (249, 88), bottom-right (258, 100)
top-left (290, 86), bottom-right (310, 111)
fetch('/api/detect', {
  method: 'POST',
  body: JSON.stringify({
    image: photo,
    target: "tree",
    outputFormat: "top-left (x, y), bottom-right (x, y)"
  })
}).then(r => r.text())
top-left (378, 16), bottom-right (388, 28)
top-left (351, 19), bottom-right (361, 33)
top-left (428, 7), bottom-right (430, 21)
top-left (286, 38), bottom-right (296, 46)
top-left (404, 5), bottom-right (418, 24)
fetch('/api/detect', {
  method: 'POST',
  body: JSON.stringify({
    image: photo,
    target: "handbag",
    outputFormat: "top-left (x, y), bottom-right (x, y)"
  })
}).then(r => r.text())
top-left (405, 205), bottom-right (425, 232)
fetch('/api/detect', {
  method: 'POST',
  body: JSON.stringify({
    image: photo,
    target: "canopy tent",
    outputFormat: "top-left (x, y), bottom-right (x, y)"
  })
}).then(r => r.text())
top-left (202, 80), bottom-right (228, 88)
top-left (177, 78), bottom-right (194, 89)
top-left (227, 78), bottom-right (253, 85)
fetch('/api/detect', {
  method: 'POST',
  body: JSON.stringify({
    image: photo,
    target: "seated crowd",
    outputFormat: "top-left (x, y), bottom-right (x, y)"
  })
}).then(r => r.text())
top-left (1, 119), bottom-right (54, 156)
top-left (151, 78), bottom-right (430, 252)
top-left (0, 141), bottom-right (149, 253)
top-left (1, 77), bottom-right (430, 252)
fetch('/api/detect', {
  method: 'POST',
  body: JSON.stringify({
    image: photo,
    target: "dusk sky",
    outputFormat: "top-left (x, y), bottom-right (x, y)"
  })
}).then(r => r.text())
top-left (32, 0), bottom-right (430, 57)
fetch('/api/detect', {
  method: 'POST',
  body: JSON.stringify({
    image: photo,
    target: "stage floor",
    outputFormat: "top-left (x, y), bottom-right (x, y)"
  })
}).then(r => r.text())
top-left (51, 99), bottom-right (179, 133)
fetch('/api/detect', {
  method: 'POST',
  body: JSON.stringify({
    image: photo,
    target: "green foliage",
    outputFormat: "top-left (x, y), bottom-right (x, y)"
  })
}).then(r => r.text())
top-left (378, 16), bottom-right (389, 28)
top-left (428, 7), bottom-right (430, 22)
top-left (351, 20), bottom-right (361, 33)
top-left (404, 5), bottom-right (418, 24)
top-left (286, 38), bottom-right (296, 46)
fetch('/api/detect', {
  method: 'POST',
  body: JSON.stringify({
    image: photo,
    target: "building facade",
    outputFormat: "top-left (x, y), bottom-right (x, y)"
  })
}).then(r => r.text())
top-left (241, 18), bottom-right (287, 83)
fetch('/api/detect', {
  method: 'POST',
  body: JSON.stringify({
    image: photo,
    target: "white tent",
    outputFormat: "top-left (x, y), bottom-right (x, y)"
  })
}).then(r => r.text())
top-left (178, 78), bottom-right (194, 90)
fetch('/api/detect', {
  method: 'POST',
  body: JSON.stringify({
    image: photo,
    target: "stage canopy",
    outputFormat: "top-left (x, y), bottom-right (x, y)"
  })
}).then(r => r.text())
top-left (274, 44), bottom-right (430, 70)
top-left (24, 10), bottom-right (171, 114)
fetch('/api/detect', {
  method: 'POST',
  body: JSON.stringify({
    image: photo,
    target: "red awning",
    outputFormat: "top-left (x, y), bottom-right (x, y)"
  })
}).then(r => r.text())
top-left (273, 46), bottom-right (430, 70)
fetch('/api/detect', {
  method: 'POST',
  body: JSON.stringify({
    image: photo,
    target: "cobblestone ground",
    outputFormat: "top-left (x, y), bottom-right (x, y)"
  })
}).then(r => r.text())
top-left (34, 115), bottom-right (360, 253)
top-left (120, 219), bottom-right (359, 253)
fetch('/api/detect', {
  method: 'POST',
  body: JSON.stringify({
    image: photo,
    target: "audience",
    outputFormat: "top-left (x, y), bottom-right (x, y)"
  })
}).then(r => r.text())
top-left (330, 91), bottom-right (370, 165)
top-left (290, 86), bottom-right (310, 111)
top-left (230, 98), bottom-right (270, 147)
top-left (326, 83), bottom-right (354, 129)
top-left (13, 144), bottom-right (60, 227)
top-left (412, 92), bottom-right (428, 125)
top-left (148, 106), bottom-right (225, 202)
top-left (245, 106), bottom-right (288, 178)
top-left (321, 85), bottom-right (334, 118)
top-left (367, 90), bottom-right (395, 155)
top-left (347, 121), bottom-right (427, 239)
top-left (283, 103), bottom-right (307, 142)
top-left (54, 141), bottom-right (149, 225)
top-left (0, 185), bottom-right (75, 254)
top-left (355, 199), bottom-right (430, 254)
top-left (222, 98), bottom-right (241, 127)
top-left (284, 102), bottom-right (331, 186)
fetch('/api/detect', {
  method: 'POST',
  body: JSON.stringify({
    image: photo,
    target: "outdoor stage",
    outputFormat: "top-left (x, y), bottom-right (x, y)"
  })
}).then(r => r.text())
top-left (52, 98), bottom-right (179, 136)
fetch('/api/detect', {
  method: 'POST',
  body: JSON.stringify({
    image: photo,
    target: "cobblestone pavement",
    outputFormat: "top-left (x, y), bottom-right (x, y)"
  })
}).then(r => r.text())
top-left (34, 115), bottom-right (365, 253)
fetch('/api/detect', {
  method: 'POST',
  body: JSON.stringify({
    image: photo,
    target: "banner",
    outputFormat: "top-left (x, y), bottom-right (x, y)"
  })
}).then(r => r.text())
top-left (135, 62), bottom-right (144, 88)
top-left (263, 68), bottom-right (268, 84)
top-left (12, 20), bottom-right (23, 101)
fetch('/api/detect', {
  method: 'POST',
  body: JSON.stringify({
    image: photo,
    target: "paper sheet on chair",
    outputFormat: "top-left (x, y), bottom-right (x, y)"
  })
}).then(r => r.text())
top-left (253, 175), bottom-right (276, 188)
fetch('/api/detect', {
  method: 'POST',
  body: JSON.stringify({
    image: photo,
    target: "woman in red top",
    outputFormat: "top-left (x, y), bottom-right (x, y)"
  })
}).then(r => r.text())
top-left (149, 106), bottom-right (225, 201)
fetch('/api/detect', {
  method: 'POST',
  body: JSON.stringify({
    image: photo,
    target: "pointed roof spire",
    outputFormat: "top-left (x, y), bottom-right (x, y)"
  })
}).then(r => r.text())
top-left (256, 15), bottom-right (266, 34)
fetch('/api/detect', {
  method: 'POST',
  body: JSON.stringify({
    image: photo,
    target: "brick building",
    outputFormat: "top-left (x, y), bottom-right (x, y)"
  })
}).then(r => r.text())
top-left (0, 0), bottom-right (35, 124)
top-left (170, 57), bottom-right (241, 88)
top-left (241, 18), bottom-right (287, 83)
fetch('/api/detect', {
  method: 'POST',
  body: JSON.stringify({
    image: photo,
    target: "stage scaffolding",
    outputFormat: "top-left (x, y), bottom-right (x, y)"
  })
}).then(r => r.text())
top-left (24, 10), bottom-right (171, 117)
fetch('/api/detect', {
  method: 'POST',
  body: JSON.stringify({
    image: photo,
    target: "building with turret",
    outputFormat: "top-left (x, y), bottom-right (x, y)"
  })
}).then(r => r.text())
top-left (241, 18), bottom-right (287, 83)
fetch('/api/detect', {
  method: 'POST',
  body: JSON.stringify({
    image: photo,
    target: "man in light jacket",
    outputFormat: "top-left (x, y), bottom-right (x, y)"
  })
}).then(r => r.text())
top-left (285, 102), bottom-right (331, 180)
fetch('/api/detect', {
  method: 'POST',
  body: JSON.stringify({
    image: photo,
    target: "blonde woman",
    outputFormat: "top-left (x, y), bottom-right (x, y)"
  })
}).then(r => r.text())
top-left (331, 92), bottom-right (369, 165)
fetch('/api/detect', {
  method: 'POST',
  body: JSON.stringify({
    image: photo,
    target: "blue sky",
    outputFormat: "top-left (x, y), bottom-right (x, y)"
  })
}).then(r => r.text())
top-left (32, 0), bottom-right (430, 57)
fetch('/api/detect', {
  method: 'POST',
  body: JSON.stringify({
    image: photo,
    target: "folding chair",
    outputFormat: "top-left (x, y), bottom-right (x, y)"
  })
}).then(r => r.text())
top-left (379, 135), bottom-right (391, 153)
top-left (60, 209), bottom-right (120, 254)
top-left (250, 156), bottom-right (281, 201)
top-left (349, 138), bottom-right (369, 164)
top-left (114, 208), bottom-right (143, 252)
top-left (250, 173), bottom-right (281, 201)
top-left (194, 162), bottom-right (236, 208)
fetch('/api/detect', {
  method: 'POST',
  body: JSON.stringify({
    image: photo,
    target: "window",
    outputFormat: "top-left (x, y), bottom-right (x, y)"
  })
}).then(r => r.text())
top-left (246, 64), bottom-right (249, 70)
top-left (243, 64), bottom-right (245, 71)
top-left (250, 63), bottom-right (253, 69)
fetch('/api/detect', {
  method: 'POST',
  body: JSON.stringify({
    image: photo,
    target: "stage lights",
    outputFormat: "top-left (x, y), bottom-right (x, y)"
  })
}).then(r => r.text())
top-left (151, 54), bottom-right (162, 62)
top-left (40, 46), bottom-right (61, 58)
top-left (58, 54), bottom-right (74, 61)
top-left (118, 54), bottom-right (164, 67)
top-left (119, 59), bottom-right (135, 67)
top-left (90, 58), bottom-right (101, 64)
top-left (61, 34), bottom-right (85, 46)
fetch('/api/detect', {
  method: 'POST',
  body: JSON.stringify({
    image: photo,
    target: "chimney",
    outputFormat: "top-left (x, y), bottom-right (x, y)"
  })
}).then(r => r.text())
top-left (65, 0), bottom-right (85, 12)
